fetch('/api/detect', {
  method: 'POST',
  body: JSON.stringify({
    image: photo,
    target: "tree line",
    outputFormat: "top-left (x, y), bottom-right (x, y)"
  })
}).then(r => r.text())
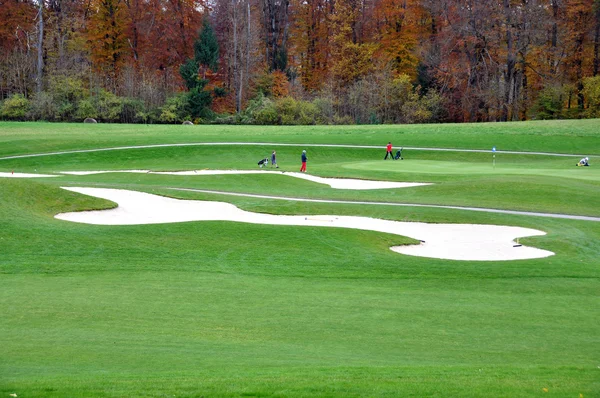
top-left (1, 0), bottom-right (600, 124)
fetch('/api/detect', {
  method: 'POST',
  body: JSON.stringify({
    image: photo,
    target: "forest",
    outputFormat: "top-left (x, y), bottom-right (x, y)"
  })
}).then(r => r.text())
top-left (1, 0), bottom-right (600, 124)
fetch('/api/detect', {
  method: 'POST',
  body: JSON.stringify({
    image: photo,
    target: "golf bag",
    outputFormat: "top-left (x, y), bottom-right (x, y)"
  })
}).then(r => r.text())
top-left (258, 158), bottom-right (269, 168)
top-left (394, 149), bottom-right (403, 160)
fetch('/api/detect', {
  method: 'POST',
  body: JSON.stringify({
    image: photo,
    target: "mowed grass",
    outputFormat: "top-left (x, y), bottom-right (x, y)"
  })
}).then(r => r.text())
top-left (1, 121), bottom-right (599, 397)
top-left (0, 119), bottom-right (599, 156)
top-left (3, 143), bottom-right (599, 216)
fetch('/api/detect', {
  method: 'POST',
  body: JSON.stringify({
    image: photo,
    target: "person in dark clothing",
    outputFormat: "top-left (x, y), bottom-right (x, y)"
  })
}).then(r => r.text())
top-left (300, 150), bottom-right (307, 172)
top-left (271, 151), bottom-right (278, 168)
top-left (394, 148), bottom-right (404, 160)
top-left (384, 142), bottom-right (394, 160)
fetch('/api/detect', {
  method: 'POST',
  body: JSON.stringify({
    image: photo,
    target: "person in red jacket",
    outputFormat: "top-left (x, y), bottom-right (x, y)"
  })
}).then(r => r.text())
top-left (384, 142), bottom-right (394, 160)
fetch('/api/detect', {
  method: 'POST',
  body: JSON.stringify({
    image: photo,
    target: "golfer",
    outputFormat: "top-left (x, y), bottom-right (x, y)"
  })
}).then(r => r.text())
top-left (271, 151), bottom-right (278, 168)
top-left (384, 142), bottom-right (394, 160)
top-left (300, 150), bottom-right (307, 172)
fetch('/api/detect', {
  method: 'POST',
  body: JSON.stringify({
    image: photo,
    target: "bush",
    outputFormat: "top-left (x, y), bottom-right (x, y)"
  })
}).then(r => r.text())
top-left (96, 90), bottom-right (123, 122)
top-left (48, 76), bottom-right (86, 120)
top-left (159, 93), bottom-right (190, 123)
top-left (75, 89), bottom-right (123, 122)
top-left (312, 97), bottom-right (335, 124)
top-left (1, 94), bottom-right (30, 120)
top-left (213, 115), bottom-right (237, 124)
top-left (29, 92), bottom-right (59, 121)
top-left (254, 106), bottom-right (279, 125)
top-left (76, 98), bottom-right (98, 120)
top-left (332, 114), bottom-right (354, 125)
top-left (121, 98), bottom-right (146, 123)
top-left (583, 76), bottom-right (600, 118)
top-left (531, 84), bottom-right (567, 120)
top-left (275, 97), bottom-right (317, 125)
top-left (422, 90), bottom-right (448, 123)
top-left (242, 93), bottom-right (278, 124)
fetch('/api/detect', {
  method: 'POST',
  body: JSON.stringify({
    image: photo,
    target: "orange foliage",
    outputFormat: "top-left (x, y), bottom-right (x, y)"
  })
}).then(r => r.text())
top-left (372, 0), bottom-right (425, 79)
top-left (271, 70), bottom-right (289, 97)
top-left (0, 0), bottom-right (36, 51)
top-left (86, 0), bottom-right (130, 80)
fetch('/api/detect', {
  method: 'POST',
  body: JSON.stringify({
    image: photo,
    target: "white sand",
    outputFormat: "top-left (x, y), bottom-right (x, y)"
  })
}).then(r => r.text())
top-left (0, 172), bottom-right (59, 178)
top-left (56, 187), bottom-right (554, 261)
top-left (59, 170), bottom-right (431, 190)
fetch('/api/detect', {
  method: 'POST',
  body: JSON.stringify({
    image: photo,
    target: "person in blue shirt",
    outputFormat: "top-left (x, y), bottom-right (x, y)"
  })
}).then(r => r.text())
top-left (300, 150), bottom-right (307, 172)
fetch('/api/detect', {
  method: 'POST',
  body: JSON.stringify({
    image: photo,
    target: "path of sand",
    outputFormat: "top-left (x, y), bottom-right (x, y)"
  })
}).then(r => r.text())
top-left (55, 187), bottom-right (554, 261)
top-left (59, 170), bottom-right (431, 190)
top-left (0, 172), bottom-right (60, 178)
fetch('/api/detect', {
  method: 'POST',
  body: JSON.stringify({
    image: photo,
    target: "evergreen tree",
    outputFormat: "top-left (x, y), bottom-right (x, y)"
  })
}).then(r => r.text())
top-left (187, 82), bottom-right (213, 119)
top-left (179, 59), bottom-right (200, 90)
top-left (195, 18), bottom-right (219, 75)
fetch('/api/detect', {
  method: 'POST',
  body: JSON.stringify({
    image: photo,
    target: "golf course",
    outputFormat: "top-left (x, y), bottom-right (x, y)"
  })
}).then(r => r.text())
top-left (1, 120), bottom-right (599, 397)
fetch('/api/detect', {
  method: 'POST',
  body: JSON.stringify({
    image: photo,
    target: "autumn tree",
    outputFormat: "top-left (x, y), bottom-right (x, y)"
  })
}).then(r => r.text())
top-left (565, 0), bottom-right (596, 109)
top-left (329, 0), bottom-right (376, 86)
top-left (594, 0), bottom-right (600, 75)
top-left (262, 0), bottom-right (290, 71)
top-left (290, 0), bottom-right (331, 92)
top-left (0, 0), bottom-right (37, 98)
top-left (215, 0), bottom-right (262, 113)
top-left (86, 0), bottom-right (129, 91)
top-left (373, 0), bottom-right (423, 78)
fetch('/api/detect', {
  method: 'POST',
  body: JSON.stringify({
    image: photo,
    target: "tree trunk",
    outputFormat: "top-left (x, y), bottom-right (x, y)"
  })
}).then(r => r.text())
top-left (594, 2), bottom-right (600, 76)
top-left (36, 0), bottom-right (44, 94)
top-left (503, 0), bottom-right (516, 122)
top-left (232, 0), bottom-right (240, 112)
top-left (575, 34), bottom-right (585, 109)
top-left (550, 0), bottom-right (559, 76)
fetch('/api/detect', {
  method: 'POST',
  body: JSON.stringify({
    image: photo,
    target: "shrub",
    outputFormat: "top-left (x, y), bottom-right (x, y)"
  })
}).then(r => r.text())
top-left (1, 94), bottom-right (30, 120)
top-left (312, 97), bottom-right (335, 124)
top-left (242, 93), bottom-right (277, 124)
top-left (275, 97), bottom-right (317, 125)
top-left (75, 89), bottom-right (123, 122)
top-left (583, 76), bottom-right (600, 118)
top-left (531, 84), bottom-right (567, 120)
top-left (48, 76), bottom-right (86, 120)
top-left (120, 97), bottom-right (146, 123)
top-left (29, 92), bottom-right (59, 121)
top-left (76, 98), bottom-right (98, 120)
top-left (96, 90), bottom-right (123, 122)
top-left (213, 115), bottom-right (237, 124)
top-left (253, 104), bottom-right (279, 125)
top-left (159, 93), bottom-right (190, 123)
top-left (332, 114), bottom-right (354, 125)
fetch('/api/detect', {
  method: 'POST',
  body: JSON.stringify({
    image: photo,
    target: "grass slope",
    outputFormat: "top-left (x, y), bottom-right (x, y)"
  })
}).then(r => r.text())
top-left (1, 121), bottom-right (599, 397)
top-left (3, 144), bottom-right (599, 217)
top-left (0, 119), bottom-right (599, 157)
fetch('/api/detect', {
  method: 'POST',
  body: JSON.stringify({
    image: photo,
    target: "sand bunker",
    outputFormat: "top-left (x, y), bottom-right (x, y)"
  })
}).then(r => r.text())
top-left (55, 187), bottom-right (554, 261)
top-left (60, 170), bottom-right (431, 190)
top-left (0, 171), bottom-right (59, 178)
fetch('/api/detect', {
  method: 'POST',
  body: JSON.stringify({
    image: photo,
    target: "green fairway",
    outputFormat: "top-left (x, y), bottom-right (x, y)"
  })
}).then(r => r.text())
top-left (347, 159), bottom-right (600, 180)
top-left (1, 121), bottom-right (599, 397)
top-left (0, 119), bottom-right (599, 157)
